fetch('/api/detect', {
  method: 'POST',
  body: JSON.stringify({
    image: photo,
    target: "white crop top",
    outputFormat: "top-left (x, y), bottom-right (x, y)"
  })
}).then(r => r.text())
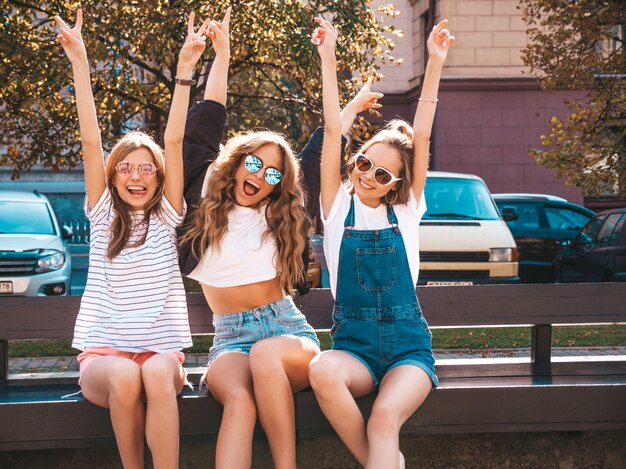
top-left (188, 204), bottom-right (278, 287)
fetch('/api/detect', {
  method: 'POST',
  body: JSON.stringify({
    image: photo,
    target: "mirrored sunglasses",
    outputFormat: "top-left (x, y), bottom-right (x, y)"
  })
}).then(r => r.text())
top-left (115, 161), bottom-right (157, 178)
top-left (244, 154), bottom-right (283, 185)
top-left (354, 153), bottom-right (402, 186)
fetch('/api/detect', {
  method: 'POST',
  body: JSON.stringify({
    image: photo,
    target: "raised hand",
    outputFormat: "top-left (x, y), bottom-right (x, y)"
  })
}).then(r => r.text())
top-left (54, 9), bottom-right (87, 64)
top-left (207, 7), bottom-right (231, 57)
top-left (349, 78), bottom-right (383, 113)
top-left (341, 77), bottom-right (384, 136)
top-left (427, 19), bottom-right (455, 63)
top-left (312, 17), bottom-right (339, 59)
top-left (178, 12), bottom-right (211, 69)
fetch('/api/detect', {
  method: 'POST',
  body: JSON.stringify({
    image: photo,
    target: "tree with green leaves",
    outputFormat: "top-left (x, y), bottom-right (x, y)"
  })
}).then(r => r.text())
top-left (521, 0), bottom-right (625, 197)
top-left (0, 0), bottom-right (403, 178)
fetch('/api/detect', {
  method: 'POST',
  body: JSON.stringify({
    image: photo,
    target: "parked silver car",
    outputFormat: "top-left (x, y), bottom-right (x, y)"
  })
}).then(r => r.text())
top-left (0, 190), bottom-right (72, 296)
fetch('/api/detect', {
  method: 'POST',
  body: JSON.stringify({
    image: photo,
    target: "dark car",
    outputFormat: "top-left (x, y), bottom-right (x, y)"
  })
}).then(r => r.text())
top-left (553, 208), bottom-right (626, 283)
top-left (493, 194), bottom-right (595, 283)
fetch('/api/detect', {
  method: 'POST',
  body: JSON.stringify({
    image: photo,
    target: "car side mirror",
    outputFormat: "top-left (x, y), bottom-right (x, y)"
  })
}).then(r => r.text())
top-left (501, 206), bottom-right (518, 222)
top-left (61, 225), bottom-right (74, 241)
top-left (573, 233), bottom-right (591, 246)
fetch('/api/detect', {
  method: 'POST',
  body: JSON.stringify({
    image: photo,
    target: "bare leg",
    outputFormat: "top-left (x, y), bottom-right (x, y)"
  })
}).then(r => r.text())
top-left (80, 356), bottom-right (145, 469)
top-left (141, 354), bottom-right (185, 469)
top-left (365, 365), bottom-right (432, 469)
top-left (205, 353), bottom-right (257, 469)
top-left (308, 350), bottom-right (374, 467)
top-left (249, 336), bottom-right (319, 469)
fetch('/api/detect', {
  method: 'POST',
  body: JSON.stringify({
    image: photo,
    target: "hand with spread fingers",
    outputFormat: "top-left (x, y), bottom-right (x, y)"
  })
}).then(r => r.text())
top-left (428, 19), bottom-right (455, 62)
top-left (312, 16), bottom-right (339, 59)
top-left (207, 6), bottom-right (231, 57)
top-left (178, 12), bottom-right (211, 70)
top-left (54, 9), bottom-right (87, 64)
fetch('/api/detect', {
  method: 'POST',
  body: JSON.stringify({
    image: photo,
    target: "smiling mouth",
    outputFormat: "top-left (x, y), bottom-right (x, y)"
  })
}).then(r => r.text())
top-left (243, 179), bottom-right (261, 196)
top-left (127, 185), bottom-right (148, 197)
top-left (358, 178), bottom-right (374, 190)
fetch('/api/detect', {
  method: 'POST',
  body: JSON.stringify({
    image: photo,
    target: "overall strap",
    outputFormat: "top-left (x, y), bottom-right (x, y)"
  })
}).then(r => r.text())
top-left (344, 196), bottom-right (356, 229)
top-left (386, 203), bottom-right (400, 232)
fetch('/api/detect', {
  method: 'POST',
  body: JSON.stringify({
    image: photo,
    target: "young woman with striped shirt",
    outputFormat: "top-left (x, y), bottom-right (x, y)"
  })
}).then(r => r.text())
top-left (55, 9), bottom-right (209, 468)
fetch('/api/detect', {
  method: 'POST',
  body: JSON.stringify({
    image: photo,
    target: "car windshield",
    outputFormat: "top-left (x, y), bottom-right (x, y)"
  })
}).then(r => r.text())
top-left (0, 201), bottom-right (56, 235)
top-left (423, 177), bottom-right (501, 220)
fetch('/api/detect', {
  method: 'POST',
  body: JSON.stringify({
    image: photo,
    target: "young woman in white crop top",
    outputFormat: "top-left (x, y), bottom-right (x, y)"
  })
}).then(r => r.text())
top-left (55, 9), bottom-right (210, 468)
top-left (178, 9), bottom-right (320, 469)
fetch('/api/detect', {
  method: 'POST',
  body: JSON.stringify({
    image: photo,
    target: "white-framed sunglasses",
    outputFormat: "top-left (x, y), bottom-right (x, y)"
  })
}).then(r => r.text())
top-left (354, 153), bottom-right (402, 186)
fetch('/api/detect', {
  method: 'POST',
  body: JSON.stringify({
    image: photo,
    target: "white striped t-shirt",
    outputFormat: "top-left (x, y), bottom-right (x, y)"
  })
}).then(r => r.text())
top-left (72, 187), bottom-right (192, 353)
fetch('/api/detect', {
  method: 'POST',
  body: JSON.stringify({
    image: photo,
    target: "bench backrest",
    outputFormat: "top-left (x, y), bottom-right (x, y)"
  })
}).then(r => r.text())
top-left (1, 283), bottom-right (625, 380)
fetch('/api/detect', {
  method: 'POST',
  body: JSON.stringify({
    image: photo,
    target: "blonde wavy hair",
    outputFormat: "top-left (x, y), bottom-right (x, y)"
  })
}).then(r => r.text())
top-left (104, 131), bottom-right (165, 259)
top-left (180, 131), bottom-right (308, 293)
top-left (346, 120), bottom-right (415, 205)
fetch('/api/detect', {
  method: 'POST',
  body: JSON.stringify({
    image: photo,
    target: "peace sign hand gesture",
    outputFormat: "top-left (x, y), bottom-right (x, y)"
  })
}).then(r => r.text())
top-left (54, 9), bottom-right (87, 64)
top-left (207, 7), bottom-right (231, 57)
top-left (178, 12), bottom-right (211, 69)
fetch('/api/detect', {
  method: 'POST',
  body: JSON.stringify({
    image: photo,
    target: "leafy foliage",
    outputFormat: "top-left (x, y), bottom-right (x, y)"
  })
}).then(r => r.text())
top-left (0, 0), bottom-right (402, 177)
top-left (520, 0), bottom-right (625, 196)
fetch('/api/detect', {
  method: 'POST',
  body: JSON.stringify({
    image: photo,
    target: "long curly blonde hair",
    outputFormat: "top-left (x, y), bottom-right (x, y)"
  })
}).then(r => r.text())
top-left (180, 131), bottom-right (308, 293)
top-left (104, 131), bottom-right (165, 259)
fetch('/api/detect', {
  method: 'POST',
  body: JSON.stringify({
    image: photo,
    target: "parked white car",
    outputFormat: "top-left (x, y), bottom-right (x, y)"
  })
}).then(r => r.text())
top-left (0, 190), bottom-right (72, 296)
top-left (418, 171), bottom-right (519, 285)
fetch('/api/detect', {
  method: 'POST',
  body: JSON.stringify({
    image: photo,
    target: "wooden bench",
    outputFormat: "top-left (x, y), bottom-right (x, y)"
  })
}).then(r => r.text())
top-left (1, 283), bottom-right (625, 451)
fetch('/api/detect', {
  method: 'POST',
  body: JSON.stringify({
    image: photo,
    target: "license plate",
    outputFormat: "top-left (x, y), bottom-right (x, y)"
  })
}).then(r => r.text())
top-left (426, 281), bottom-right (473, 286)
top-left (0, 281), bottom-right (13, 294)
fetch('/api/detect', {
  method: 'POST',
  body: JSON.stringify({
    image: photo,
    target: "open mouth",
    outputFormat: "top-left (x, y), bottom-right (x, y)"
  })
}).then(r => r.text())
top-left (127, 185), bottom-right (148, 197)
top-left (243, 179), bottom-right (261, 196)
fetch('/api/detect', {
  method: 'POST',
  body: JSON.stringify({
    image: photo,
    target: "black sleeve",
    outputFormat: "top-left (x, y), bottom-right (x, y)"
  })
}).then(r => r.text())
top-left (298, 127), bottom-right (348, 221)
top-left (183, 100), bottom-right (227, 190)
top-left (178, 100), bottom-right (227, 276)
top-left (295, 128), bottom-right (347, 295)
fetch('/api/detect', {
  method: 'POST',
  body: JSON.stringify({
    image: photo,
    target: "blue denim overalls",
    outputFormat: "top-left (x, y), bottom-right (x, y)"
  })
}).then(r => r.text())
top-left (331, 196), bottom-right (438, 387)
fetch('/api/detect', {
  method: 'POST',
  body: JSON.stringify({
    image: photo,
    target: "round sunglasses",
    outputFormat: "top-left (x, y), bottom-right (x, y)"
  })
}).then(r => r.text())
top-left (354, 153), bottom-right (402, 186)
top-left (244, 154), bottom-right (283, 185)
top-left (115, 161), bottom-right (157, 178)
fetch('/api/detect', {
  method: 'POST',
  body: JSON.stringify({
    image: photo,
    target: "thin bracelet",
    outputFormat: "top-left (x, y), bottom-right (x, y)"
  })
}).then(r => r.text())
top-left (175, 76), bottom-right (197, 86)
top-left (418, 97), bottom-right (438, 103)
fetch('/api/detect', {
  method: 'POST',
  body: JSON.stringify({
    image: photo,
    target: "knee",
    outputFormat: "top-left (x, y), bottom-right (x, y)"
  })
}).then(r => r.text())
top-left (249, 339), bottom-right (283, 378)
top-left (141, 358), bottom-right (178, 398)
top-left (109, 362), bottom-right (142, 405)
top-left (308, 355), bottom-right (342, 394)
top-left (222, 387), bottom-right (257, 421)
top-left (367, 403), bottom-right (400, 438)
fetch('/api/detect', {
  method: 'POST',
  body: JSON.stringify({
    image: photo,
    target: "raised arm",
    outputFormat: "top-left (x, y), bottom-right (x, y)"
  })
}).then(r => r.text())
top-left (54, 9), bottom-right (105, 208)
top-left (163, 12), bottom-right (211, 215)
top-left (299, 80), bottom-right (382, 220)
top-left (412, 20), bottom-right (455, 202)
top-left (203, 7), bottom-right (230, 105)
top-left (313, 18), bottom-right (342, 219)
top-left (340, 77), bottom-right (383, 138)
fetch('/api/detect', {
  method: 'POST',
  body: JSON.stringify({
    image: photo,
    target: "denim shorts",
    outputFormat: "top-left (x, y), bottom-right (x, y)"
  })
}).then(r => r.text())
top-left (207, 296), bottom-right (320, 367)
top-left (331, 304), bottom-right (438, 388)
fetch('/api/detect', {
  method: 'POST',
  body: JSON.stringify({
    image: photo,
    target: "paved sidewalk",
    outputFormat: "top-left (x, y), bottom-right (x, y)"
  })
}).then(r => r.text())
top-left (8, 347), bottom-right (626, 378)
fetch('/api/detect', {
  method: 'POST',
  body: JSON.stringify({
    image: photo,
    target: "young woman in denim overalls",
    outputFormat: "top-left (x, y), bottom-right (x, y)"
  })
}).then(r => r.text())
top-left (309, 18), bottom-right (455, 468)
